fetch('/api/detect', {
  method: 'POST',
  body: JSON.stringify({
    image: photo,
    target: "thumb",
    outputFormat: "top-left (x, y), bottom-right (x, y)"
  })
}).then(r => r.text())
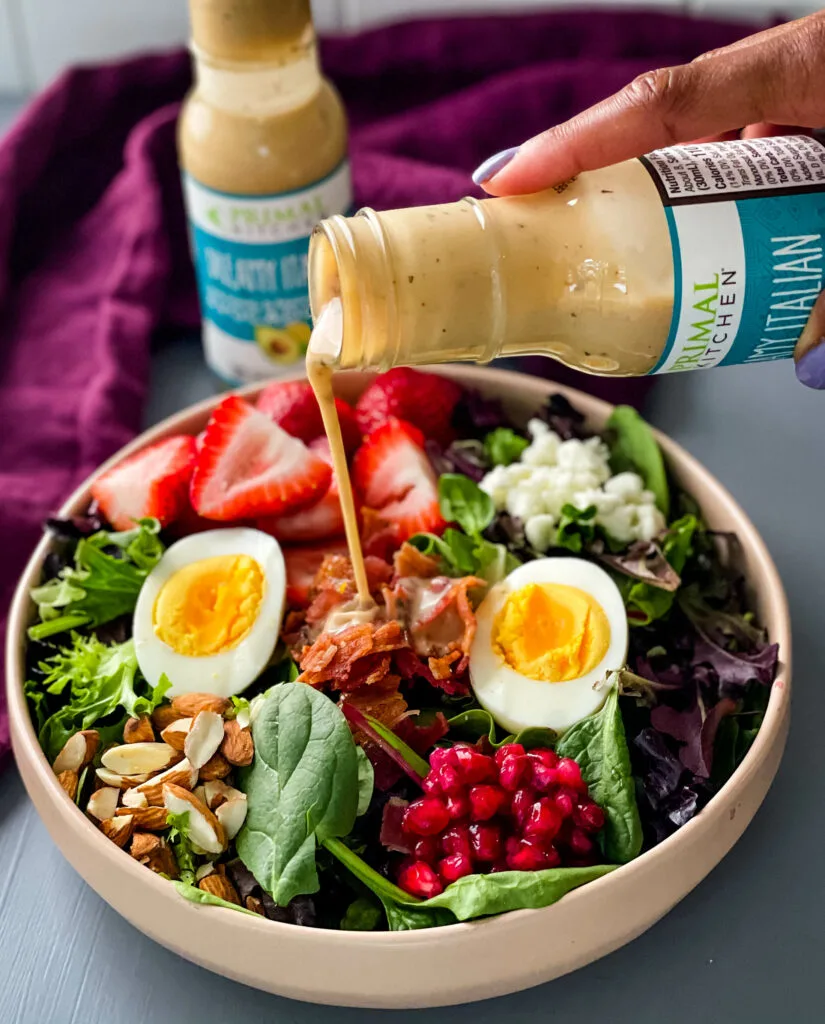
top-left (794, 290), bottom-right (825, 389)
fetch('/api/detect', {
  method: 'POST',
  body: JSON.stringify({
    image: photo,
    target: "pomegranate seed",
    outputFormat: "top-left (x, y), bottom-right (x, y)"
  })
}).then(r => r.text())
top-left (494, 743), bottom-right (525, 766)
top-left (469, 822), bottom-right (502, 862)
top-left (556, 757), bottom-right (586, 792)
top-left (429, 747), bottom-right (458, 772)
top-left (530, 762), bottom-right (558, 791)
top-left (575, 802), bottom-right (605, 833)
top-left (568, 827), bottom-right (594, 856)
top-left (543, 844), bottom-right (561, 868)
top-left (413, 836), bottom-right (441, 862)
top-left (421, 774), bottom-right (441, 795)
top-left (528, 748), bottom-right (558, 769)
top-left (524, 798), bottom-right (563, 840)
top-left (445, 793), bottom-right (470, 821)
top-left (511, 787), bottom-right (534, 826)
top-left (438, 853), bottom-right (473, 883)
top-left (437, 764), bottom-right (463, 795)
top-left (552, 787), bottom-right (576, 818)
top-left (506, 839), bottom-right (548, 872)
top-left (469, 785), bottom-right (506, 821)
top-left (441, 824), bottom-right (473, 859)
top-left (402, 797), bottom-right (450, 836)
top-left (397, 860), bottom-right (444, 898)
top-left (498, 754), bottom-right (528, 791)
top-left (490, 860), bottom-right (509, 873)
top-left (453, 747), bottom-right (495, 784)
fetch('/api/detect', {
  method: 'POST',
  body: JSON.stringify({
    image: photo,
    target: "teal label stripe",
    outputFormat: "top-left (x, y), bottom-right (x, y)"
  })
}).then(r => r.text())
top-left (651, 207), bottom-right (683, 374)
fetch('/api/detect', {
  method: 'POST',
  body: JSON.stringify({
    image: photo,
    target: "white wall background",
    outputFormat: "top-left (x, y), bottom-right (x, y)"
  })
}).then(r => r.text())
top-left (0, 0), bottom-right (821, 94)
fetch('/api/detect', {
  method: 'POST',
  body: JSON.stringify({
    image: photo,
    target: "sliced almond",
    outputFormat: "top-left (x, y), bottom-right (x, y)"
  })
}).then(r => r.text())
top-left (56, 769), bottom-right (78, 800)
top-left (95, 767), bottom-right (150, 790)
top-left (160, 717), bottom-right (193, 752)
top-left (185, 711), bottom-right (225, 770)
top-left (87, 787), bottom-right (119, 822)
top-left (215, 795), bottom-right (247, 841)
top-left (234, 706), bottom-right (251, 731)
top-left (202, 779), bottom-right (243, 811)
top-left (245, 895), bottom-right (265, 916)
top-left (151, 704), bottom-right (185, 733)
top-left (195, 862), bottom-right (216, 882)
top-left (130, 833), bottom-right (178, 877)
top-left (163, 783), bottom-right (226, 856)
top-left (101, 742), bottom-right (180, 777)
top-left (198, 752), bottom-right (231, 781)
top-left (121, 787), bottom-right (148, 809)
top-left (101, 814), bottom-right (134, 849)
top-left (171, 692), bottom-right (229, 718)
top-left (124, 715), bottom-right (155, 744)
top-left (221, 719), bottom-right (254, 767)
top-left (53, 730), bottom-right (99, 774)
top-left (116, 805), bottom-right (169, 831)
top-left (134, 758), bottom-right (198, 806)
top-left (193, 784), bottom-right (208, 806)
top-left (198, 873), bottom-right (240, 905)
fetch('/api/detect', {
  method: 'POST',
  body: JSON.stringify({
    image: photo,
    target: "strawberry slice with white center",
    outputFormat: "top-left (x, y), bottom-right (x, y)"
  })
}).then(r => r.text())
top-left (352, 418), bottom-right (445, 543)
top-left (190, 395), bottom-right (331, 521)
top-left (257, 437), bottom-right (346, 542)
top-left (91, 435), bottom-right (198, 531)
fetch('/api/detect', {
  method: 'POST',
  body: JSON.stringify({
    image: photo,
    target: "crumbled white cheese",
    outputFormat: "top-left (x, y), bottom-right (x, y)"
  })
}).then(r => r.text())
top-left (480, 419), bottom-right (666, 550)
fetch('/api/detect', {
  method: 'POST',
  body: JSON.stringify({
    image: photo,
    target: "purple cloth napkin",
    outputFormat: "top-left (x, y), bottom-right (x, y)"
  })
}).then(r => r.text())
top-left (0, 10), bottom-right (761, 761)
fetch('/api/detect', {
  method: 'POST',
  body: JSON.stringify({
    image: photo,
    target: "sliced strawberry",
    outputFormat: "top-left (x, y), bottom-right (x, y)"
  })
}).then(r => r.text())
top-left (284, 540), bottom-right (349, 607)
top-left (190, 395), bottom-right (331, 521)
top-left (91, 435), bottom-right (197, 531)
top-left (257, 380), bottom-right (362, 455)
top-left (352, 417), bottom-right (445, 544)
top-left (257, 438), bottom-right (346, 542)
top-left (355, 368), bottom-right (463, 445)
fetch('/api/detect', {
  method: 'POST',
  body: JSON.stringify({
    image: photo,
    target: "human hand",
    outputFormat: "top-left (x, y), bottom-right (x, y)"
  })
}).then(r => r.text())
top-left (471, 12), bottom-right (825, 387)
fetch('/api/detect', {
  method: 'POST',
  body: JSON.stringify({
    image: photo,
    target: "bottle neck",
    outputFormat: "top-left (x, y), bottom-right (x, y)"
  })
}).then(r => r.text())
top-left (192, 42), bottom-right (322, 117)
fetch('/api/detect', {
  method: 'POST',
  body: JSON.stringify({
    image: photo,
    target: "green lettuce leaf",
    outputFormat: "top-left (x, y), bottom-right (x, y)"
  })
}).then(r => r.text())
top-left (167, 811), bottom-right (198, 885)
top-left (606, 406), bottom-right (670, 518)
top-left (616, 515), bottom-right (698, 625)
top-left (29, 519), bottom-right (164, 640)
top-left (26, 635), bottom-right (171, 761)
top-left (483, 428), bottom-right (528, 467)
top-left (437, 474), bottom-right (495, 536)
top-left (174, 882), bottom-right (260, 917)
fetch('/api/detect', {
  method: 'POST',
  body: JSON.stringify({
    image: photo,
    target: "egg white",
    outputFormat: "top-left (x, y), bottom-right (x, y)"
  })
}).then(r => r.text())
top-left (469, 557), bottom-right (628, 734)
top-left (133, 528), bottom-right (286, 699)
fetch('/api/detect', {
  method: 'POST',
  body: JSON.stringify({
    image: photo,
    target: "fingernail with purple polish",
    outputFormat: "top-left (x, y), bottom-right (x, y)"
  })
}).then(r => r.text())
top-left (795, 340), bottom-right (825, 389)
top-left (472, 147), bottom-right (520, 186)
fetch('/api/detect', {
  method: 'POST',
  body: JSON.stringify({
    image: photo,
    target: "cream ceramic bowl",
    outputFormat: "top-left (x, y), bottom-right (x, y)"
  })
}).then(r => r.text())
top-left (6, 368), bottom-right (791, 1009)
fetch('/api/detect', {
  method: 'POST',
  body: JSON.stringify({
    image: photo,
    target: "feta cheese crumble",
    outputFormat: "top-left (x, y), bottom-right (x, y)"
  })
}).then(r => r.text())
top-left (480, 419), bottom-right (666, 550)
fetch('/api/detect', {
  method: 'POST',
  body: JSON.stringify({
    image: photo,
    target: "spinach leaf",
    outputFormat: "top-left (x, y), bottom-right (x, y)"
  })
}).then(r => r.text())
top-left (556, 687), bottom-right (642, 863)
top-left (438, 474), bottom-right (495, 536)
top-left (616, 515), bottom-right (697, 626)
top-left (447, 708), bottom-right (556, 751)
top-left (355, 747), bottom-right (374, 817)
top-left (167, 811), bottom-right (198, 885)
top-left (473, 538), bottom-right (520, 584)
top-left (409, 528), bottom-right (479, 575)
top-left (174, 881), bottom-right (260, 917)
top-left (324, 838), bottom-right (616, 929)
top-left (29, 519), bottom-right (164, 640)
top-left (28, 635), bottom-right (170, 761)
top-left (341, 898), bottom-right (383, 931)
top-left (483, 428), bottom-right (528, 467)
top-left (236, 683), bottom-right (360, 907)
top-left (606, 406), bottom-right (670, 519)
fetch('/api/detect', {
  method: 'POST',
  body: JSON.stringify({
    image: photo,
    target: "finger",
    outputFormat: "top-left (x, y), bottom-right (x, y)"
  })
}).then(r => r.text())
top-left (478, 12), bottom-right (825, 195)
top-left (741, 122), bottom-right (808, 138)
top-left (794, 290), bottom-right (825, 389)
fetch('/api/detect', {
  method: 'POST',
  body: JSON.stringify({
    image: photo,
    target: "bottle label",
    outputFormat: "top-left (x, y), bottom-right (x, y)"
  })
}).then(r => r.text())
top-left (641, 136), bottom-right (825, 374)
top-left (183, 161), bottom-right (352, 383)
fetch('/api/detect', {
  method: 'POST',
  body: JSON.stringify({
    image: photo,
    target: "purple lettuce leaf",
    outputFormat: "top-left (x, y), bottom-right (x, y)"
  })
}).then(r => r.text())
top-left (651, 695), bottom-right (738, 779)
top-left (538, 393), bottom-right (592, 440)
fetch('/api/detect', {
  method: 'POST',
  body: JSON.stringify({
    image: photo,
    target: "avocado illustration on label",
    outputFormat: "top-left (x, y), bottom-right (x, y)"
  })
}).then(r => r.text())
top-left (254, 321), bottom-right (311, 363)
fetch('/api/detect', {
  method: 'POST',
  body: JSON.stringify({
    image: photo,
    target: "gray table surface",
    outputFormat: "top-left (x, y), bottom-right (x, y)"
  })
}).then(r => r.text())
top-left (3, 92), bottom-right (825, 1024)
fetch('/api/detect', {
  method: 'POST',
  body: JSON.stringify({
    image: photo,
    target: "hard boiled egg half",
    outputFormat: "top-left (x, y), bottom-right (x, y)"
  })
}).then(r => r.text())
top-left (469, 558), bottom-right (628, 734)
top-left (133, 528), bottom-right (286, 699)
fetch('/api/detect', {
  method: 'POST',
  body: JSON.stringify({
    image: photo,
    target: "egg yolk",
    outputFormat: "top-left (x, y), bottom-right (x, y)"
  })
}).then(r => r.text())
top-left (153, 555), bottom-right (265, 657)
top-left (493, 582), bottom-right (610, 682)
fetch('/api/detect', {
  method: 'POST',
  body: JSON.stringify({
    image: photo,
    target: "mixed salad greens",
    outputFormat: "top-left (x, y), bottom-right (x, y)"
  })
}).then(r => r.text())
top-left (23, 374), bottom-right (779, 931)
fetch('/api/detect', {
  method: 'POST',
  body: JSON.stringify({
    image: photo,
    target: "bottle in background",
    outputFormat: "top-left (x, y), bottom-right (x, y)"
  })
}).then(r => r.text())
top-left (179, 0), bottom-right (351, 383)
top-left (308, 136), bottom-right (825, 377)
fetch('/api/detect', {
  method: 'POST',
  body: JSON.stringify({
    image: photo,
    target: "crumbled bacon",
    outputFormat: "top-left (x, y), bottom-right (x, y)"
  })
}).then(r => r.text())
top-left (297, 620), bottom-right (407, 693)
top-left (393, 542), bottom-right (440, 580)
top-left (304, 554), bottom-right (392, 629)
top-left (391, 574), bottom-right (484, 674)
